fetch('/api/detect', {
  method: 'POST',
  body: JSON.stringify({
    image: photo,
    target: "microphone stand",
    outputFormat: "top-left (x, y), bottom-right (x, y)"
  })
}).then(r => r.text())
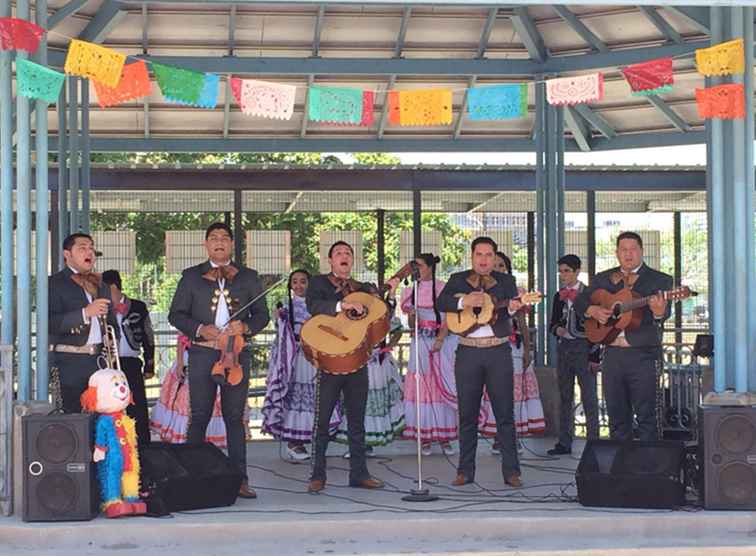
top-left (402, 262), bottom-right (439, 503)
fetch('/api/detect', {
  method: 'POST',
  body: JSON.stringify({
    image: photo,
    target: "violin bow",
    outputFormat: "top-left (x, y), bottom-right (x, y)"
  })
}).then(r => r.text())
top-left (220, 276), bottom-right (287, 330)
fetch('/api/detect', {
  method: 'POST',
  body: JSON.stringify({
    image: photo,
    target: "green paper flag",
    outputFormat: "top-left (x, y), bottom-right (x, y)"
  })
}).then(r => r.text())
top-left (308, 85), bottom-right (364, 124)
top-left (152, 62), bottom-right (205, 104)
top-left (16, 59), bottom-right (65, 103)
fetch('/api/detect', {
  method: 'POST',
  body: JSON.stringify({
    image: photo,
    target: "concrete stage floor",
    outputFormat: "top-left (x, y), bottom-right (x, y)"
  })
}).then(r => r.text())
top-left (2, 437), bottom-right (756, 556)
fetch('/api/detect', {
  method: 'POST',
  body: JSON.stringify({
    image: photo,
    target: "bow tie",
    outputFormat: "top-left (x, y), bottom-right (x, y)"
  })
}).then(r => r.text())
top-left (466, 273), bottom-right (497, 291)
top-left (328, 275), bottom-right (360, 296)
top-left (114, 301), bottom-right (129, 316)
top-left (559, 288), bottom-right (578, 302)
top-left (70, 272), bottom-right (102, 297)
top-left (203, 264), bottom-right (238, 283)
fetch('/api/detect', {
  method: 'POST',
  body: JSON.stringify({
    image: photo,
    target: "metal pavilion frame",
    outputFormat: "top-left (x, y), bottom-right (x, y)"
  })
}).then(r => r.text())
top-left (1, 1), bottom-right (755, 410)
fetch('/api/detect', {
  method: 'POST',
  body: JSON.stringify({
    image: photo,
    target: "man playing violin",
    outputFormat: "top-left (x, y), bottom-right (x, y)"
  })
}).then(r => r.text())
top-left (437, 236), bottom-right (524, 488)
top-left (306, 241), bottom-right (399, 493)
top-left (49, 233), bottom-right (118, 413)
top-left (574, 231), bottom-right (672, 442)
top-left (169, 222), bottom-right (269, 499)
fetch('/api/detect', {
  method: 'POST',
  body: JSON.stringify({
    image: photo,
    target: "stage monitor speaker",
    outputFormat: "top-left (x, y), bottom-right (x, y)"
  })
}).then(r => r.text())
top-left (140, 442), bottom-right (242, 512)
top-left (22, 413), bottom-right (98, 522)
top-left (576, 439), bottom-right (686, 509)
top-left (699, 405), bottom-right (756, 509)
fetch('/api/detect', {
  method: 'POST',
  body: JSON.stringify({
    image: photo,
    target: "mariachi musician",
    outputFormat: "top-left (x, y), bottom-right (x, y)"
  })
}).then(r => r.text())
top-left (168, 222), bottom-right (269, 499)
top-left (305, 240), bottom-right (399, 493)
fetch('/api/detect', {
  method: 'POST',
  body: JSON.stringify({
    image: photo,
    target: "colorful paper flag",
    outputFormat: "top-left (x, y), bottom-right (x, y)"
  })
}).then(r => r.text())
top-left (387, 91), bottom-right (401, 125)
top-left (467, 84), bottom-right (528, 120)
top-left (16, 59), bottom-right (65, 103)
top-left (152, 62), bottom-right (205, 105)
top-left (93, 60), bottom-right (151, 108)
top-left (64, 39), bottom-right (126, 88)
top-left (321, 91), bottom-right (375, 127)
top-left (696, 39), bottom-right (745, 77)
top-left (238, 79), bottom-right (296, 120)
top-left (621, 58), bottom-right (673, 94)
top-left (398, 89), bottom-right (453, 126)
top-left (230, 76), bottom-right (242, 104)
top-left (546, 73), bottom-right (604, 106)
top-left (696, 84), bottom-right (745, 120)
top-left (308, 85), bottom-right (364, 124)
top-left (164, 72), bottom-right (219, 108)
top-left (0, 17), bottom-right (44, 54)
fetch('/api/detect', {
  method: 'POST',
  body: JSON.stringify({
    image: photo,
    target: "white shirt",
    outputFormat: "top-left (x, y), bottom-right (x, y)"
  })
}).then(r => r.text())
top-left (211, 260), bottom-right (231, 328)
top-left (70, 267), bottom-right (103, 345)
top-left (116, 296), bottom-right (139, 358)
top-left (561, 282), bottom-right (580, 340)
top-left (456, 297), bottom-right (500, 338)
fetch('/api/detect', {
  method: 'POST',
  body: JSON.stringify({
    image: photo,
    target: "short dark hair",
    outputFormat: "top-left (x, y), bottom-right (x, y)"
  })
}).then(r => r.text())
top-left (495, 251), bottom-right (512, 274)
top-left (205, 222), bottom-right (233, 240)
top-left (471, 236), bottom-right (498, 253)
top-left (62, 233), bottom-right (93, 252)
top-left (328, 241), bottom-right (353, 258)
top-left (558, 254), bottom-right (581, 271)
top-left (616, 231), bottom-right (643, 249)
top-left (102, 269), bottom-right (122, 290)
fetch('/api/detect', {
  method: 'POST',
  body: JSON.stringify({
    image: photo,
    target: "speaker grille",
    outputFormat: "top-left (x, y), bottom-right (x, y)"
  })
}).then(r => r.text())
top-left (36, 424), bottom-right (77, 464)
top-left (717, 415), bottom-right (756, 455)
top-left (38, 473), bottom-right (79, 515)
top-left (719, 462), bottom-right (756, 505)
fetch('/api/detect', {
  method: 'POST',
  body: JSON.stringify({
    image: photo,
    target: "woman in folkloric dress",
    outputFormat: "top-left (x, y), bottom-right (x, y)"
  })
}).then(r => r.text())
top-left (261, 269), bottom-right (340, 461)
top-left (400, 253), bottom-right (458, 457)
top-left (481, 252), bottom-right (546, 454)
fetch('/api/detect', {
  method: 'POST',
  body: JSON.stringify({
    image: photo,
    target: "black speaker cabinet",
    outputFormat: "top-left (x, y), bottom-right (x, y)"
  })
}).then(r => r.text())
top-left (140, 442), bottom-right (242, 512)
top-left (699, 405), bottom-right (756, 509)
top-left (576, 439), bottom-right (686, 509)
top-left (22, 413), bottom-right (98, 522)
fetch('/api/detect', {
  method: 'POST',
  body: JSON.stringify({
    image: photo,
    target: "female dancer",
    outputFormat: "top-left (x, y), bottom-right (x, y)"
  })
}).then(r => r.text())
top-left (262, 269), bottom-right (340, 460)
top-left (400, 253), bottom-right (457, 456)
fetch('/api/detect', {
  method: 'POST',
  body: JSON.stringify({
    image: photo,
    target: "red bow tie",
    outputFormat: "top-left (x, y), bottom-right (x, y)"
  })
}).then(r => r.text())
top-left (114, 301), bottom-right (129, 316)
top-left (559, 288), bottom-right (578, 302)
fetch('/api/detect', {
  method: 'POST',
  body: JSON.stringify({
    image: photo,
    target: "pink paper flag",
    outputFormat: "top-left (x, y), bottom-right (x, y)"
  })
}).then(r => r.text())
top-left (546, 73), bottom-right (604, 106)
top-left (239, 79), bottom-right (296, 120)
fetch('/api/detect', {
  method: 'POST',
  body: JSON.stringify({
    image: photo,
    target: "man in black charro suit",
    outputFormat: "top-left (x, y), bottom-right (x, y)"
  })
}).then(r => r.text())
top-left (305, 241), bottom-right (399, 494)
top-left (437, 236), bottom-right (524, 488)
top-left (574, 231), bottom-right (672, 442)
top-left (169, 222), bottom-right (269, 499)
top-left (49, 233), bottom-right (118, 413)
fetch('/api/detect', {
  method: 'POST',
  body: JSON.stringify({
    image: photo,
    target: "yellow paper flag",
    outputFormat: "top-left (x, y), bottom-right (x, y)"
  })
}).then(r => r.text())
top-left (695, 38), bottom-right (745, 77)
top-left (64, 39), bottom-right (126, 88)
top-left (398, 89), bottom-right (453, 126)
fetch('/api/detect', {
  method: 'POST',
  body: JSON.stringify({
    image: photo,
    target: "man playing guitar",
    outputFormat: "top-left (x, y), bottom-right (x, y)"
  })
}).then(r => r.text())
top-left (574, 231), bottom-right (672, 441)
top-left (306, 241), bottom-right (399, 493)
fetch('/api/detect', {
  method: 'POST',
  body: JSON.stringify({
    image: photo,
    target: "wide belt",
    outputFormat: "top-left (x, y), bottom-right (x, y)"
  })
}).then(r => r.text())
top-left (458, 336), bottom-right (505, 348)
top-left (50, 343), bottom-right (102, 355)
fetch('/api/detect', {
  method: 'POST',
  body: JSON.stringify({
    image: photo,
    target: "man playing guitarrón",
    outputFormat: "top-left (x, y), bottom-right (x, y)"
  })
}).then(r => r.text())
top-left (305, 241), bottom-right (398, 493)
top-left (574, 231), bottom-right (672, 442)
top-left (437, 236), bottom-right (524, 488)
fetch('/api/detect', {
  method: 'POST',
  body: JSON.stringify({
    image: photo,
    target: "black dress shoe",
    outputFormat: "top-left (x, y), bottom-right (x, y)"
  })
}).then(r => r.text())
top-left (547, 444), bottom-right (572, 456)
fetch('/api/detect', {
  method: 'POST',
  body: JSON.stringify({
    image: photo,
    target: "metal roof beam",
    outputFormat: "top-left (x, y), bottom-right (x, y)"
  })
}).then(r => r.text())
top-left (453, 76), bottom-right (476, 139)
top-left (590, 130), bottom-right (706, 151)
top-left (645, 95), bottom-right (691, 132)
top-left (115, 1), bottom-right (718, 6)
top-left (142, 4), bottom-right (149, 139)
top-left (48, 0), bottom-right (89, 29)
top-left (572, 104), bottom-right (615, 139)
top-left (312, 5), bottom-right (325, 57)
top-left (300, 75), bottom-right (314, 137)
top-left (639, 6), bottom-right (683, 44)
top-left (664, 6), bottom-right (710, 35)
top-left (77, 0), bottom-right (126, 43)
top-left (564, 105), bottom-right (591, 152)
top-left (228, 4), bottom-right (237, 54)
top-left (377, 74), bottom-right (396, 140)
top-left (394, 6), bottom-right (412, 58)
top-left (223, 6), bottom-right (236, 138)
top-left (476, 7), bottom-right (498, 59)
top-left (553, 5), bottom-right (609, 53)
top-left (510, 6), bottom-right (547, 63)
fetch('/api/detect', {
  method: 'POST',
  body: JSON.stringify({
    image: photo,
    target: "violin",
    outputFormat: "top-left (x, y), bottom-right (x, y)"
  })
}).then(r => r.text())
top-left (211, 325), bottom-right (245, 386)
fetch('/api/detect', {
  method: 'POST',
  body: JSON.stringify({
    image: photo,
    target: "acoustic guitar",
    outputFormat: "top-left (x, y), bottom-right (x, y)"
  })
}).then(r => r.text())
top-left (301, 263), bottom-right (417, 375)
top-left (585, 286), bottom-right (695, 344)
top-left (446, 291), bottom-right (543, 335)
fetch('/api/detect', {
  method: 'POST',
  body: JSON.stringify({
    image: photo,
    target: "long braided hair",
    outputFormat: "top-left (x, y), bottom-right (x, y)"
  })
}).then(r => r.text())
top-left (286, 269), bottom-right (310, 334)
top-left (409, 253), bottom-right (441, 327)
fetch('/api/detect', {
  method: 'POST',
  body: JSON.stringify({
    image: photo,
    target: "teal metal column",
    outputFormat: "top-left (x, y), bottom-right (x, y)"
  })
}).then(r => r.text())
top-left (68, 77), bottom-right (80, 233)
top-left (16, 0), bottom-right (33, 401)
top-left (81, 80), bottom-right (91, 234)
top-left (57, 81), bottom-right (68, 269)
top-left (0, 0), bottom-right (14, 345)
top-left (35, 0), bottom-right (50, 400)
top-left (534, 77), bottom-right (546, 367)
top-left (707, 6), bottom-right (756, 392)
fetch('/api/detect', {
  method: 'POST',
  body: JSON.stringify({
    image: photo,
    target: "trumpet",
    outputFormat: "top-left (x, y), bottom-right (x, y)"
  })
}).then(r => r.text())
top-left (97, 314), bottom-right (121, 372)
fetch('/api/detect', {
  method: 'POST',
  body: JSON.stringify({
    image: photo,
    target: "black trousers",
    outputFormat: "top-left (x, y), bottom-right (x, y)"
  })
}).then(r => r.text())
top-left (120, 357), bottom-right (150, 447)
top-left (311, 367), bottom-right (370, 484)
top-left (187, 346), bottom-right (251, 481)
top-left (54, 352), bottom-right (101, 413)
top-left (602, 346), bottom-right (659, 441)
top-left (455, 343), bottom-right (519, 479)
top-left (556, 339), bottom-right (599, 448)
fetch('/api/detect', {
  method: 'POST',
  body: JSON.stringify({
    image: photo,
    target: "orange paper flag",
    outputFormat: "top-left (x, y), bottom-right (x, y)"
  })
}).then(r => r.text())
top-left (696, 83), bottom-right (745, 120)
top-left (398, 89), bottom-right (453, 126)
top-left (93, 61), bottom-right (152, 108)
